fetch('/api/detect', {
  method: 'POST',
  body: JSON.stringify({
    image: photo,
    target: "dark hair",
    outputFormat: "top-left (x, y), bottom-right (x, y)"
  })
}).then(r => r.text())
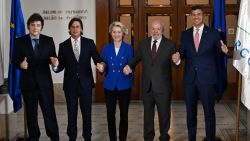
top-left (27, 13), bottom-right (44, 29)
top-left (68, 17), bottom-right (83, 35)
top-left (191, 5), bottom-right (203, 13)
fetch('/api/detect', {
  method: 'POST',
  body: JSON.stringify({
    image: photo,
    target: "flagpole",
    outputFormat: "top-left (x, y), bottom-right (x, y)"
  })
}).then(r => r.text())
top-left (236, 74), bottom-right (242, 141)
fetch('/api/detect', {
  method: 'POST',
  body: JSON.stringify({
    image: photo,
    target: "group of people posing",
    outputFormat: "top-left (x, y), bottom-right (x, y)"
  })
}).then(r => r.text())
top-left (12, 5), bottom-right (228, 141)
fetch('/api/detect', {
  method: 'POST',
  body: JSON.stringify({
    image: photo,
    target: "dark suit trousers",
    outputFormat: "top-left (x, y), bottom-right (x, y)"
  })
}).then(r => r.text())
top-left (22, 89), bottom-right (59, 141)
top-left (104, 88), bottom-right (131, 141)
top-left (64, 80), bottom-right (92, 141)
top-left (184, 81), bottom-right (215, 141)
top-left (143, 86), bottom-right (171, 141)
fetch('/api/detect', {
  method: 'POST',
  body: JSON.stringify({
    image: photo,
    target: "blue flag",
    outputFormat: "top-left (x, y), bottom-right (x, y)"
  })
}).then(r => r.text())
top-left (8, 0), bottom-right (25, 112)
top-left (213, 0), bottom-right (227, 100)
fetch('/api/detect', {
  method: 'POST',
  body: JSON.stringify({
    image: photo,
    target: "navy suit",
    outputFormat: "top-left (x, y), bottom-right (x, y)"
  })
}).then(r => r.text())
top-left (101, 41), bottom-right (134, 141)
top-left (179, 25), bottom-right (223, 141)
top-left (55, 36), bottom-right (103, 141)
top-left (12, 34), bottom-right (59, 141)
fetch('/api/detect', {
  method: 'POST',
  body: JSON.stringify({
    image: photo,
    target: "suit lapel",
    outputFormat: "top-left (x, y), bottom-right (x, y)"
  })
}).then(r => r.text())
top-left (66, 38), bottom-right (78, 62)
top-left (156, 36), bottom-right (167, 59)
top-left (116, 41), bottom-right (125, 58)
top-left (110, 42), bottom-right (120, 66)
top-left (37, 35), bottom-right (45, 57)
top-left (79, 36), bottom-right (85, 62)
top-left (25, 35), bottom-right (36, 58)
top-left (146, 37), bottom-right (152, 59)
top-left (189, 28), bottom-right (197, 54)
top-left (198, 26), bottom-right (209, 53)
top-left (110, 42), bottom-right (117, 57)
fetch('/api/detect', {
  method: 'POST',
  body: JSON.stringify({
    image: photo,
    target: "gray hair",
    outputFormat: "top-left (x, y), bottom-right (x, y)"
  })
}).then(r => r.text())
top-left (109, 21), bottom-right (128, 35)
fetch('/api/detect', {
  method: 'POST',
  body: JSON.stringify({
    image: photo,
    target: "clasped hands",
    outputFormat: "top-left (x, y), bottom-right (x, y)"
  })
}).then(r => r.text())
top-left (50, 57), bottom-right (106, 72)
top-left (123, 65), bottom-right (132, 75)
top-left (122, 53), bottom-right (181, 75)
top-left (96, 63), bottom-right (105, 73)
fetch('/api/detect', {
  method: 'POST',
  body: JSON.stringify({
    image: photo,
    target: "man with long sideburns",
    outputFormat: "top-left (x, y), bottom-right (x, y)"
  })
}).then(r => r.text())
top-left (51, 17), bottom-right (105, 141)
top-left (12, 13), bottom-right (59, 141)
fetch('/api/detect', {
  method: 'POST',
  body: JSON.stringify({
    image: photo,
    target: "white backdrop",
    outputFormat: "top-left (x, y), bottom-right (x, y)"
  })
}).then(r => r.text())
top-left (1, 0), bottom-right (96, 83)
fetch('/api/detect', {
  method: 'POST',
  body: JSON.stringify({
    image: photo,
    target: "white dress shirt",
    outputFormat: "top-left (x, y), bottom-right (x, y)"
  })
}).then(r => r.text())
top-left (193, 24), bottom-right (204, 42)
top-left (71, 36), bottom-right (81, 53)
top-left (151, 36), bottom-right (162, 52)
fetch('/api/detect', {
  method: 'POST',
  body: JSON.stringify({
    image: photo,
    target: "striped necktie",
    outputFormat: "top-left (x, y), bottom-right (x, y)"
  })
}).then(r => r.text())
top-left (73, 39), bottom-right (80, 61)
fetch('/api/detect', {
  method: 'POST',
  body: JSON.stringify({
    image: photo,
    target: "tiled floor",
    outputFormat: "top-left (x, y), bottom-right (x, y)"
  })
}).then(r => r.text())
top-left (15, 101), bottom-right (247, 141)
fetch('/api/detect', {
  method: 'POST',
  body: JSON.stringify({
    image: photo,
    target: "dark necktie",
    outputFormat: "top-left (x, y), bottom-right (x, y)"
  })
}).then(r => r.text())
top-left (151, 40), bottom-right (157, 60)
top-left (33, 38), bottom-right (39, 57)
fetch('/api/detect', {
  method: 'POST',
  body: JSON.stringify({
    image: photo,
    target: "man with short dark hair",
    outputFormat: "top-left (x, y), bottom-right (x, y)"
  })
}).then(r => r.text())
top-left (51, 17), bottom-right (105, 141)
top-left (12, 13), bottom-right (59, 141)
top-left (172, 5), bottom-right (228, 141)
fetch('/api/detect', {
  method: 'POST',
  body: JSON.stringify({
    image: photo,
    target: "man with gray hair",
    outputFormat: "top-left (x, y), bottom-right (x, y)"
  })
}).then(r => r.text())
top-left (124, 20), bottom-right (176, 141)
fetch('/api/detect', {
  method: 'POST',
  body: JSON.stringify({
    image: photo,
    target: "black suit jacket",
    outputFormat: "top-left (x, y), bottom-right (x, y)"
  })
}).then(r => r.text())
top-left (56, 36), bottom-right (103, 91)
top-left (129, 36), bottom-right (176, 94)
top-left (12, 34), bottom-right (56, 91)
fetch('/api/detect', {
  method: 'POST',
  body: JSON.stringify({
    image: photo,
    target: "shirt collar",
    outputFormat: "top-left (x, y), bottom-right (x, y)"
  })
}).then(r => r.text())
top-left (30, 34), bottom-right (40, 40)
top-left (151, 35), bottom-right (162, 44)
top-left (193, 24), bottom-right (204, 32)
top-left (71, 36), bottom-right (81, 43)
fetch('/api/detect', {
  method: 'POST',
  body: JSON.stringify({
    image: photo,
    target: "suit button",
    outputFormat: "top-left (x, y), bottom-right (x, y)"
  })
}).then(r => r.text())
top-left (118, 70), bottom-right (120, 73)
top-left (110, 57), bottom-right (112, 59)
top-left (112, 63), bottom-right (114, 66)
top-left (120, 63), bottom-right (122, 66)
top-left (113, 70), bottom-right (115, 72)
top-left (121, 56), bottom-right (124, 59)
top-left (195, 67), bottom-right (198, 71)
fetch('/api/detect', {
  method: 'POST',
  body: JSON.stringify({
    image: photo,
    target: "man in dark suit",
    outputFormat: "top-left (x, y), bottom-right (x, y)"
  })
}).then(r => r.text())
top-left (123, 20), bottom-right (176, 141)
top-left (51, 17), bottom-right (104, 141)
top-left (172, 6), bottom-right (228, 141)
top-left (12, 13), bottom-right (59, 141)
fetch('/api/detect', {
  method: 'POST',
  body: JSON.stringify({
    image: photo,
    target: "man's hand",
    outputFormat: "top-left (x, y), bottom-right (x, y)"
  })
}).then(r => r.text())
top-left (172, 52), bottom-right (180, 64)
top-left (50, 57), bottom-right (59, 67)
top-left (20, 57), bottom-right (28, 69)
top-left (97, 62), bottom-right (105, 73)
top-left (123, 65), bottom-right (132, 75)
top-left (220, 40), bottom-right (228, 54)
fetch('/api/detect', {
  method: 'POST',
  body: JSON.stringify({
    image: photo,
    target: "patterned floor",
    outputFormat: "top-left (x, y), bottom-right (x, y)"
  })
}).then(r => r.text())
top-left (15, 101), bottom-right (247, 141)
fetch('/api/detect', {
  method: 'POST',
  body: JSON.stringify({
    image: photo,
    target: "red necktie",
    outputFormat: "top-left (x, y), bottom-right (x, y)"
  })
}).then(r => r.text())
top-left (152, 40), bottom-right (157, 60)
top-left (194, 28), bottom-right (200, 52)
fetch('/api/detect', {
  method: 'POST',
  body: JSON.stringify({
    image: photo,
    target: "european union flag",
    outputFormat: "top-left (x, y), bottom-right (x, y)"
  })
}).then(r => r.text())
top-left (8, 0), bottom-right (25, 112)
top-left (213, 0), bottom-right (227, 100)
